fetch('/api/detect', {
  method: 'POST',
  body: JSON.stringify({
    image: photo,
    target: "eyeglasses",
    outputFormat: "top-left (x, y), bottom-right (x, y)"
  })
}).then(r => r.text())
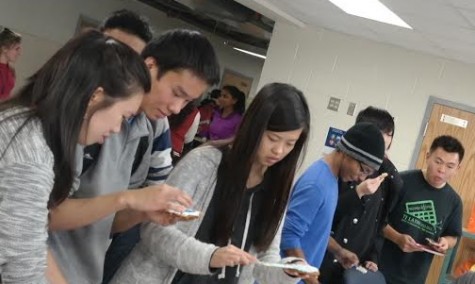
top-left (358, 161), bottom-right (375, 176)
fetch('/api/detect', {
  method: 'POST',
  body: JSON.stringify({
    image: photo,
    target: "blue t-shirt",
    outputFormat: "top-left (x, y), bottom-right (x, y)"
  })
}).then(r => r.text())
top-left (281, 159), bottom-right (338, 268)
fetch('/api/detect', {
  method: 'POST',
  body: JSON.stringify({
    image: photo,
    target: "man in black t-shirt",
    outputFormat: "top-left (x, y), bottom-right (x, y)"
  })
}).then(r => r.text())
top-left (380, 135), bottom-right (464, 284)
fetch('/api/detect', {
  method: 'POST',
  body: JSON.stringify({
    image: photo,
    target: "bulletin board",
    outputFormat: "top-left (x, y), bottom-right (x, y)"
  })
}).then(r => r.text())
top-left (325, 127), bottom-right (345, 148)
top-left (220, 68), bottom-right (253, 98)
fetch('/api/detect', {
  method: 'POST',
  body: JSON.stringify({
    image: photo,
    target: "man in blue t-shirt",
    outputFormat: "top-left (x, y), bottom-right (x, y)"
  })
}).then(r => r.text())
top-left (281, 122), bottom-right (386, 284)
top-left (380, 135), bottom-right (464, 284)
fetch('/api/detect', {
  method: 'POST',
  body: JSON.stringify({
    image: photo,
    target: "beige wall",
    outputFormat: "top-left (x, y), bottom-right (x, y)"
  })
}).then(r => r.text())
top-left (0, 0), bottom-right (264, 97)
top-left (258, 21), bottom-right (475, 172)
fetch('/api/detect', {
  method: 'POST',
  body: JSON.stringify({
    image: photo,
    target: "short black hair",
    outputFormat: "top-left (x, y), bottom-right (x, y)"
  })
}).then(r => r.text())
top-left (101, 9), bottom-right (152, 43)
top-left (356, 106), bottom-right (395, 136)
top-left (142, 29), bottom-right (220, 86)
top-left (430, 135), bottom-right (465, 162)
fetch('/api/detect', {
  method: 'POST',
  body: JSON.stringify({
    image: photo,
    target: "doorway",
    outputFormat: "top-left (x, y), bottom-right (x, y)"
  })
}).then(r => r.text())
top-left (410, 97), bottom-right (475, 284)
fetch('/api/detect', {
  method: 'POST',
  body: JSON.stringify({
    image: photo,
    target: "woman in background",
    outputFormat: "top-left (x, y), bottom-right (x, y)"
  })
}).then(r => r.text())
top-left (0, 26), bottom-right (22, 100)
top-left (207, 85), bottom-right (245, 141)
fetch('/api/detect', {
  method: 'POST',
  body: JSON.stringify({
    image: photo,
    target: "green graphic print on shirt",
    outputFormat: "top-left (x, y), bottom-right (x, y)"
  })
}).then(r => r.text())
top-left (380, 170), bottom-right (463, 284)
top-left (402, 200), bottom-right (443, 237)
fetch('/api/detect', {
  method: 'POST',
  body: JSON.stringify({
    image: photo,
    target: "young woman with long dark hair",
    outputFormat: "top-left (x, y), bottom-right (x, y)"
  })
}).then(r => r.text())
top-left (111, 82), bottom-right (314, 284)
top-left (0, 30), bottom-right (150, 283)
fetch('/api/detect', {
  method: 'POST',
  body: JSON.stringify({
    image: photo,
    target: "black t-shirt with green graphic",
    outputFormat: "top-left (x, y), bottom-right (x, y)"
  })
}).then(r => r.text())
top-left (380, 170), bottom-right (462, 284)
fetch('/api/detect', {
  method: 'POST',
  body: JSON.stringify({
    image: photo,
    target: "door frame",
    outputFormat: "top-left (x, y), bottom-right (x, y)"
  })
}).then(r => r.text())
top-left (409, 95), bottom-right (475, 168)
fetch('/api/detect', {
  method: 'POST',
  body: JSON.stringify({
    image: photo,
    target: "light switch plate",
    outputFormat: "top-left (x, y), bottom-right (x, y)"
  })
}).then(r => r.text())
top-left (347, 102), bottom-right (356, 116)
top-left (327, 97), bottom-right (341, 111)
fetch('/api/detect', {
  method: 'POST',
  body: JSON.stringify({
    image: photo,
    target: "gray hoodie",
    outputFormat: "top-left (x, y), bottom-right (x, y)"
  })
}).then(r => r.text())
top-left (0, 107), bottom-right (53, 283)
top-left (111, 146), bottom-right (301, 284)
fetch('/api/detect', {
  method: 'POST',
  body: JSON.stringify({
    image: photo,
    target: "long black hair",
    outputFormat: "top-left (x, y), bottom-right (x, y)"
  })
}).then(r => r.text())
top-left (0, 30), bottom-right (150, 208)
top-left (211, 83), bottom-right (310, 251)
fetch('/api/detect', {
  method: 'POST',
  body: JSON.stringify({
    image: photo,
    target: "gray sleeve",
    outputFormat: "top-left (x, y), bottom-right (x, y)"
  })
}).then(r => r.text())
top-left (165, 146), bottom-right (221, 197)
top-left (141, 222), bottom-right (218, 275)
top-left (253, 222), bottom-right (300, 284)
top-left (139, 146), bottom-right (222, 274)
top-left (0, 161), bottom-right (54, 284)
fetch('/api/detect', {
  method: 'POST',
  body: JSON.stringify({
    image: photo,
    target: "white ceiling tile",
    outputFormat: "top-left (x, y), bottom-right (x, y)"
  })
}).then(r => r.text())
top-left (458, 8), bottom-right (475, 27)
top-left (391, 0), bottom-right (472, 28)
top-left (449, 0), bottom-right (475, 11)
top-left (425, 33), bottom-right (474, 51)
top-left (368, 27), bottom-right (446, 58)
top-left (255, 0), bottom-right (475, 64)
top-left (405, 16), bottom-right (475, 45)
top-left (439, 46), bottom-right (475, 64)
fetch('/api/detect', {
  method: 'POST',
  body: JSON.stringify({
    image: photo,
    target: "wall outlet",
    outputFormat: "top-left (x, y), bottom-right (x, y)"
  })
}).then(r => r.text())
top-left (327, 97), bottom-right (341, 111)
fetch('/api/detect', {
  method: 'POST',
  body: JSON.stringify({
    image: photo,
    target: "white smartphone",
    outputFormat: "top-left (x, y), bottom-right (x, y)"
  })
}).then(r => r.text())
top-left (258, 261), bottom-right (319, 274)
top-left (168, 209), bottom-right (201, 220)
top-left (425, 237), bottom-right (439, 246)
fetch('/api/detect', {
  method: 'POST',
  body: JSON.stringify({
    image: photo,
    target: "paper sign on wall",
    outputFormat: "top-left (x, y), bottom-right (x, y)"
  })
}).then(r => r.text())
top-left (440, 114), bottom-right (468, 128)
top-left (325, 127), bottom-right (346, 148)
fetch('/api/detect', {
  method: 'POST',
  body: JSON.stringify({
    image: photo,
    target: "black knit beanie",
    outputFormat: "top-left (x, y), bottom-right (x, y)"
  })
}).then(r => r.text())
top-left (336, 122), bottom-right (385, 170)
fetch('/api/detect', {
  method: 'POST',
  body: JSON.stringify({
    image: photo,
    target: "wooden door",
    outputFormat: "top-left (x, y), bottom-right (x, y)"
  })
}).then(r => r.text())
top-left (414, 103), bottom-right (475, 284)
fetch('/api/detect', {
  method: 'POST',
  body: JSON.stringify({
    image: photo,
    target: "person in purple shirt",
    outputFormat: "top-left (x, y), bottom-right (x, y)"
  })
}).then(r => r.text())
top-left (208, 85), bottom-right (245, 140)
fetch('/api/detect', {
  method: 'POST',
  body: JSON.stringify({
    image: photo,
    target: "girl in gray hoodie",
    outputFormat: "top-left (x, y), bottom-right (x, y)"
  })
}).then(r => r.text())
top-left (0, 30), bottom-right (151, 283)
top-left (111, 83), bottom-right (316, 284)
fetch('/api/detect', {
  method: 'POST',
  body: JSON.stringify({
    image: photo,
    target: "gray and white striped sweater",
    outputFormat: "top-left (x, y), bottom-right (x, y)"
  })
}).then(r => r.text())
top-left (0, 107), bottom-right (54, 283)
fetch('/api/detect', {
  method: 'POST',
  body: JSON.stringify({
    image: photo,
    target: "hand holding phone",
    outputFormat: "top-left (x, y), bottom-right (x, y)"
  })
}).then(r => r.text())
top-left (426, 237), bottom-right (449, 253)
top-left (425, 237), bottom-right (438, 246)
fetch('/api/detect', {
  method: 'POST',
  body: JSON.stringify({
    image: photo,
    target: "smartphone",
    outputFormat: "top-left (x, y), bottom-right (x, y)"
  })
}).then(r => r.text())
top-left (258, 261), bottom-right (319, 274)
top-left (355, 265), bottom-right (368, 274)
top-left (168, 208), bottom-right (200, 220)
top-left (425, 237), bottom-right (439, 246)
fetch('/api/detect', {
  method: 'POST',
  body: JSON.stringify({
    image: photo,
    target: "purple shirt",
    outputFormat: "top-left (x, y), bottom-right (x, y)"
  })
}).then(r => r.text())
top-left (208, 110), bottom-right (242, 140)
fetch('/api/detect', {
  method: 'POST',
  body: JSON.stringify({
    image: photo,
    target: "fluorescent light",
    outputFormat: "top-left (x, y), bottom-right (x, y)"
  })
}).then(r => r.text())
top-left (329, 0), bottom-right (412, 29)
top-left (232, 47), bottom-right (267, 59)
